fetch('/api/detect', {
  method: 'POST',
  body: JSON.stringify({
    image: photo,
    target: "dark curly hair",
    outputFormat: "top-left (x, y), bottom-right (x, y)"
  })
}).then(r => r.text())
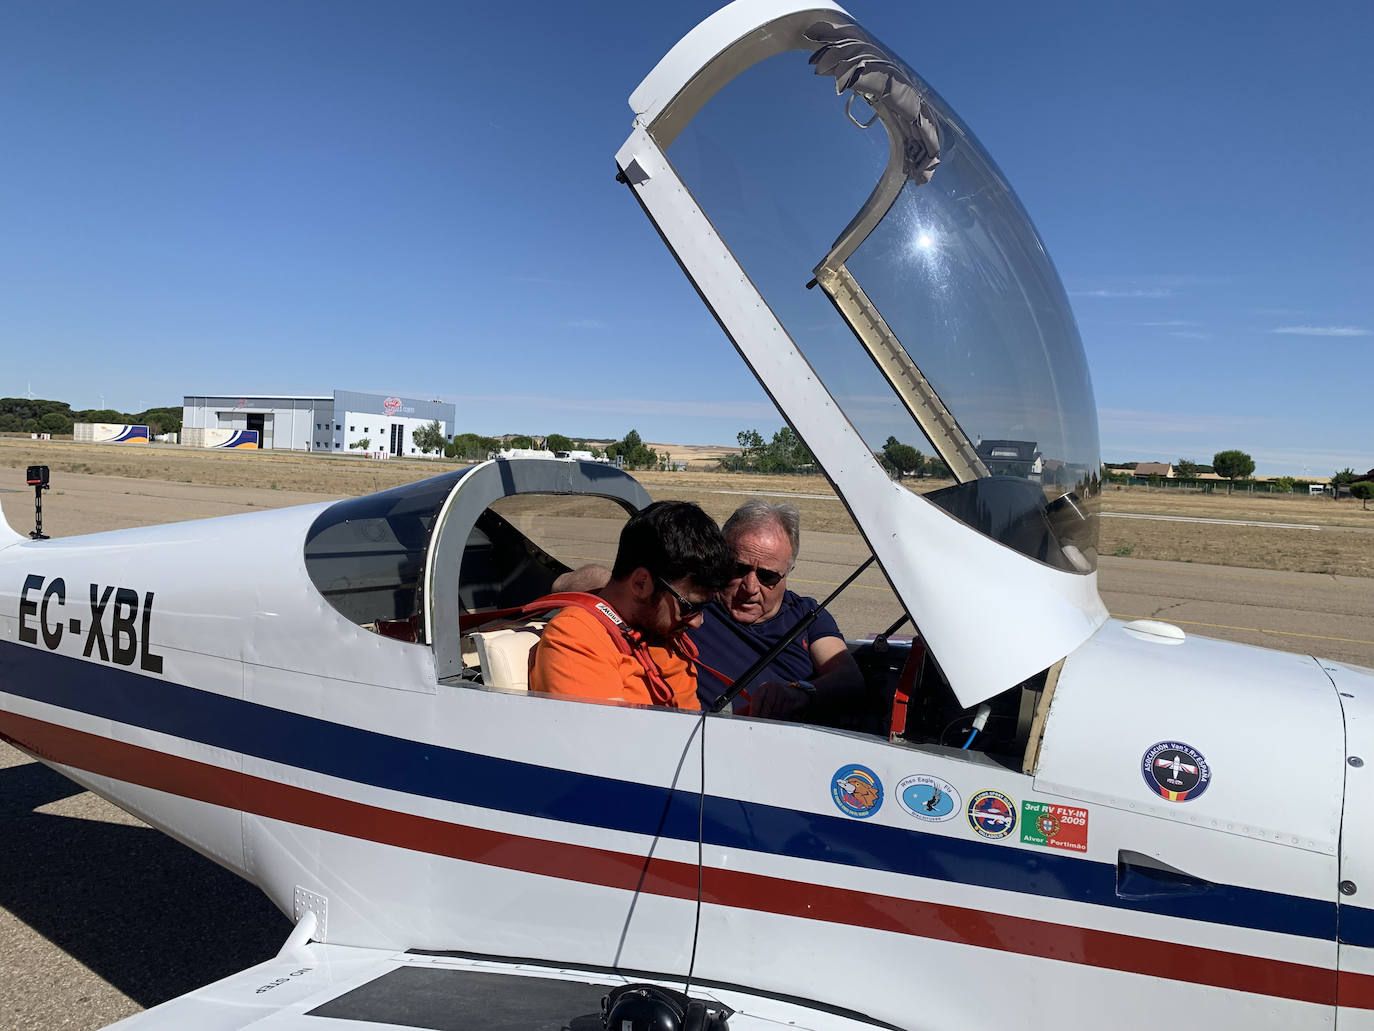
top-left (611, 500), bottom-right (732, 592)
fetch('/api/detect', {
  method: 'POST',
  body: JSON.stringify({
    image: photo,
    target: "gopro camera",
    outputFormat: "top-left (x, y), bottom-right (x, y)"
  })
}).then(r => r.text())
top-left (27, 465), bottom-right (49, 488)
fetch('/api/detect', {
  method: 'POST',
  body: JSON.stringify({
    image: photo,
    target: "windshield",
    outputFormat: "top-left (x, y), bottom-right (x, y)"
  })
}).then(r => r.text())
top-left (658, 20), bottom-right (1100, 571)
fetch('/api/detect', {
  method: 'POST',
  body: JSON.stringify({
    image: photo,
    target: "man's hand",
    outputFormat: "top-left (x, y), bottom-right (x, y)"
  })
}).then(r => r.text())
top-left (745, 679), bottom-right (815, 720)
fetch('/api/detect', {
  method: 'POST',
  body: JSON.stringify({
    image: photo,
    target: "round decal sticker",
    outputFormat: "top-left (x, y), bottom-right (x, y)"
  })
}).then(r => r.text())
top-left (1142, 741), bottom-right (1211, 802)
top-left (1035, 811), bottom-right (1062, 839)
top-left (895, 774), bottom-right (961, 823)
top-left (831, 764), bottom-right (884, 819)
top-left (966, 789), bottom-right (1017, 839)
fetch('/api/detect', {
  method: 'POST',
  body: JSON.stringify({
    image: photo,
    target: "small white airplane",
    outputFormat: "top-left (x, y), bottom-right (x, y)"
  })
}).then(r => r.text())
top-left (4, 2), bottom-right (1374, 1029)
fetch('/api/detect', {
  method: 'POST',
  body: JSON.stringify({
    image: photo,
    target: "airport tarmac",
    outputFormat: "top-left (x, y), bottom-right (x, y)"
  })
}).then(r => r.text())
top-left (1, 477), bottom-right (1371, 1029)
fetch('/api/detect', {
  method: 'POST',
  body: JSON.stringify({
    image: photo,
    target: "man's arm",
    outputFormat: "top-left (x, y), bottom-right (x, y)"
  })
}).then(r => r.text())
top-left (808, 636), bottom-right (865, 701)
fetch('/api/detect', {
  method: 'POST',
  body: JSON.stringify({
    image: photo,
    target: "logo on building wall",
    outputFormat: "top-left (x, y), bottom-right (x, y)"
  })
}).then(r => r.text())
top-left (236, 398), bottom-right (248, 409)
top-left (382, 397), bottom-right (402, 416)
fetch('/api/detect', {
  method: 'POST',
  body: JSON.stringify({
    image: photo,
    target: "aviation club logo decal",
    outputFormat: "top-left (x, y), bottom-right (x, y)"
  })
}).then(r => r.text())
top-left (382, 397), bottom-right (403, 416)
top-left (1143, 741), bottom-right (1211, 802)
top-left (895, 774), bottom-right (960, 823)
top-left (1020, 800), bottom-right (1089, 852)
top-left (831, 764), bottom-right (883, 819)
top-left (966, 789), bottom-right (1017, 839)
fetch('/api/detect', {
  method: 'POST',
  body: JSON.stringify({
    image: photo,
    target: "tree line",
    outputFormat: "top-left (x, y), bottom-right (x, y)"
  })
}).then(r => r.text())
top-left (1107, 449), bottom-right (1373, 502)
top-left (0, 397), bottom-right (182, 436)
top-left (416, 426), bottom-right (669, 470)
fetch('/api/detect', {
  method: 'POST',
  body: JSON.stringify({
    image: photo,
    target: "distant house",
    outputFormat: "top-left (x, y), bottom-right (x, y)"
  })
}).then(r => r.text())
top-left (976, 439), bottom-right (1043, 480)
top-left (1134, 462), bottom-right (1174, 479)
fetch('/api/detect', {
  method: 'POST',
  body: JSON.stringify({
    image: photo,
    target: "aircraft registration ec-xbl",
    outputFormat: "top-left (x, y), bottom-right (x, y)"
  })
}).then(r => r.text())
top-left (4, 2), bottom-right (1374, 1029)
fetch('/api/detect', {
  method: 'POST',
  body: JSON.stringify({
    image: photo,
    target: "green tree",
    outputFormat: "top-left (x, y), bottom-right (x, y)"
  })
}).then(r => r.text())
top-left (613, 429), bottom-right (658, 470)
top-left (736, 429), bottom-right (765, 459)
top-left (1351, 481), bottom-right (1373, 510)
top-left (447, 432), bottom-right (496, 460)
top-left (1212, 450), bottom-right (1255, 494)
top-left (1272, 476), bottom-right (1296, 494)
top-left (1174, 458), bottom-right (1199, 478)
top-left (881, 436), bottom-right (922, 479)
top-left (506, 434), bottom-right (534, 450)
top-left (1332, 468), bottom-right (1358, 499)
top-left (136, 407), bottom-right (183, 435)
top-left (412, 420), bottom-right (446, 454)
top-left (349, 437), bottom-right (372, 451)
top-left (545, 433), bottom-right (574, 453)
top-left (757, 426), bottom-right (808, 472)
top-left (40, 411), bottom-right (72, 434)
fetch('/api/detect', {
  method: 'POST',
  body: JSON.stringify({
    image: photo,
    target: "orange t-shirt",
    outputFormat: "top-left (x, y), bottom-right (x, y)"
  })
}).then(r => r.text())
top-left (530, 605), bottom-right (700, 710)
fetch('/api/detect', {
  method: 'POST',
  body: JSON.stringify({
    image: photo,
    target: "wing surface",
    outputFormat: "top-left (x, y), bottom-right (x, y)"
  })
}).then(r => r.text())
top-left (106, 942), bottom-right (895, 1031)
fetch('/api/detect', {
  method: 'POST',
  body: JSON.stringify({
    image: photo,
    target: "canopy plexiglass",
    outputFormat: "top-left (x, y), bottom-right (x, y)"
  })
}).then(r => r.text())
top-left (619, 0), bottom-right (1108, 705)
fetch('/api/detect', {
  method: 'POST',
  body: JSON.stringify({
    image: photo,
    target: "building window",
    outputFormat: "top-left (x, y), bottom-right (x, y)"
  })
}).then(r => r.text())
top-left (335, 442), bottom-right (341, 449)
top-left (350, 426), bottom-right (355, 432)
top-left (336, 424), bottom-right (341, 431)
top-left (364, 426), bottom-right (369, 433)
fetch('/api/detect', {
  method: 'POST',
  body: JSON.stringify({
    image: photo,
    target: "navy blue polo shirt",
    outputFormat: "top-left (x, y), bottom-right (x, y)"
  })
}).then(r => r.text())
top-left (688, 591), bottom-right (842, 710)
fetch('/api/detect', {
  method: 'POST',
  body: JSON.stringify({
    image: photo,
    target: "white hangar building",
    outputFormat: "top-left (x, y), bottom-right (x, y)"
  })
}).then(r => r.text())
top-left (181, 390), bottom-right (456, 456)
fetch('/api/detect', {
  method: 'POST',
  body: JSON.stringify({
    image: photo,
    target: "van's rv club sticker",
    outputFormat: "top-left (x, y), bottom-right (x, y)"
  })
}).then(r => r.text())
top-left (1142, 741), bottom-right (1211, 802)
top-left (1020, 800), bottom-right (1089, 852)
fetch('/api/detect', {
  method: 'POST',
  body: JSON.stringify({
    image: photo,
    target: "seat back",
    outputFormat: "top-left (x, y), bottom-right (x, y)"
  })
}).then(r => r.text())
top-left (470, 624), bottom-right (544, 692)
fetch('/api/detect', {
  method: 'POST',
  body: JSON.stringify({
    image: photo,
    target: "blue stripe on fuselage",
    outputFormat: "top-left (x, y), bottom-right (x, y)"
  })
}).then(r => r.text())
top-left (0, 640), bottom-right (1346, 943)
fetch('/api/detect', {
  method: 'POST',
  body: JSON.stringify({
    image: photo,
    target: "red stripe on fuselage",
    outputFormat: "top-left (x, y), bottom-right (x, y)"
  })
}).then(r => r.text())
top-left (0, 709), bottom-right (1365, 1009)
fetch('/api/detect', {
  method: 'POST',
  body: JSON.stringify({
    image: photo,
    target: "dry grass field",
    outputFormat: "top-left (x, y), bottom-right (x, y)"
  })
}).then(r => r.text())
top-left (2, 438), bottom-right (1370, 577)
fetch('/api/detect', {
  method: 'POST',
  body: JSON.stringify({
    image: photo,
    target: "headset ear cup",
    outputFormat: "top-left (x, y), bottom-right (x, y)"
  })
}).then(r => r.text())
top-left (683, 1001), bottom-right (707, 1031)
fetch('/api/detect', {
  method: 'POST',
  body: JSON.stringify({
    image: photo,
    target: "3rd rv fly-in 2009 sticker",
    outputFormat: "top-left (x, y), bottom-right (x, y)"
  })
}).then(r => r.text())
top-left (895, 774), bottom-right (960, 823)
top-left (831, 764), bottom-right (883, 819)
top-left (1142, 741), bottom-right (1211, 802)
top-left (1020, 800), bottom-right (1089, 852)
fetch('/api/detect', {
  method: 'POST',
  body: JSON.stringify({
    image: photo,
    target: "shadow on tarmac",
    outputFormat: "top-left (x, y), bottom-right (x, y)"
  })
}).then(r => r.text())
top-left (0, 759), bottom-right (289, 1010)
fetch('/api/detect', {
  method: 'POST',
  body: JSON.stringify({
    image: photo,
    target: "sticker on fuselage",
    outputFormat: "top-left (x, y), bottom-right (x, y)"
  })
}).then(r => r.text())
top-left (895, 774), bottom-right (960, 823)
top-left (966, 789), bottom-right (1017, 839)
top-left (831, 764), bottom-right (883, 819)
top-left (1020, 800), bottom-right (1089, 852)
top-left (1142, 741), bottom-right (1211, 802)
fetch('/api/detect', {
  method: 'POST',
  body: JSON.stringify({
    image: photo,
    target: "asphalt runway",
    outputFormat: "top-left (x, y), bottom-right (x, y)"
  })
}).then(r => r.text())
top-left (2, 483), bottom-right (1372, 1029)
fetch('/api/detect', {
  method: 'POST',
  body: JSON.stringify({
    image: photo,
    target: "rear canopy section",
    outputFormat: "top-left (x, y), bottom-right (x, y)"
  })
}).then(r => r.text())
top-left (617, 0), bottom-right (1107, 706)
top-left (303, 459), bottom-right (650, 678)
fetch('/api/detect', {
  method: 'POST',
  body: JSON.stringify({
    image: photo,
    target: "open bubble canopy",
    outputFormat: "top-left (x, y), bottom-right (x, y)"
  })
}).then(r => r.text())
top-left (618, 0), bottom-right (1107, 705)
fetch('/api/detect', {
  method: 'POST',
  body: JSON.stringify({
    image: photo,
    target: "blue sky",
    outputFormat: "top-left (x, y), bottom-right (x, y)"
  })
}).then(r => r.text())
top-left (2, 2), bottom-right (1369, 476)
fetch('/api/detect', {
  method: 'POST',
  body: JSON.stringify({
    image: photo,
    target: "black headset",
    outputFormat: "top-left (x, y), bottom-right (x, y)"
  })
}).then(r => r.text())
top-left (601, 984), bottom-right (733, 1031)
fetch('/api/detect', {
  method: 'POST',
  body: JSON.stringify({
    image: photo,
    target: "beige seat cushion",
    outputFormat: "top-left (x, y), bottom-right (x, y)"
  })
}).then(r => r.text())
top-left (470, 625), bottom-right (544, 692)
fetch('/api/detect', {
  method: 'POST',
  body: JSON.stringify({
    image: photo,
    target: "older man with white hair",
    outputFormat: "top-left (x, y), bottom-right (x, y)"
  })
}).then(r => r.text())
top-left (689, 499), bottom-right (865, 722)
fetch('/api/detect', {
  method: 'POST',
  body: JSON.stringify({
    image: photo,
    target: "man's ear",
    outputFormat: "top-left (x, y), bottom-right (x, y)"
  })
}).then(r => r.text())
top-left (627, 566), bottom-right (656, 599)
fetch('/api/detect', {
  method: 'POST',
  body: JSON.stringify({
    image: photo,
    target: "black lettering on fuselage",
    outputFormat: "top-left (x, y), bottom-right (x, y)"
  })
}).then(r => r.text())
top-left (84, 584), bottom-right (114, 660)
top-left (20, 576), bottom-right (163, 673)
top-left (110, 587), bottom-right (138, 666)
top-left (40, 578), bottom-right (66, 650)
top-left (18, 574), bottom-right (42, 645)
top-left (140, 591), bottom-right (164, 674)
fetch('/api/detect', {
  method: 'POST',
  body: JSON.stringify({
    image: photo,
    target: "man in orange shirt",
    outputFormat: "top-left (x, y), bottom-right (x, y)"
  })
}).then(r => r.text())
top-left (530, 501), bottom-right (732, 709)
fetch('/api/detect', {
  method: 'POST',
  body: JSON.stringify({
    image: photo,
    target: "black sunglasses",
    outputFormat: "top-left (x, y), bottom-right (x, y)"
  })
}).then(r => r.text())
top-left (731, 561), bottom-right (785, 588)
top-left (654, 576), bottom-right (709, 617)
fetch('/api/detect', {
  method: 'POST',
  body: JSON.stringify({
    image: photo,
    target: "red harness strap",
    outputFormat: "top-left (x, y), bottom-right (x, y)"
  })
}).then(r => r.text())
top-left (889, 638), bottom-right (926, 737)
top-left (520, 592), bottom-right (693, 708)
